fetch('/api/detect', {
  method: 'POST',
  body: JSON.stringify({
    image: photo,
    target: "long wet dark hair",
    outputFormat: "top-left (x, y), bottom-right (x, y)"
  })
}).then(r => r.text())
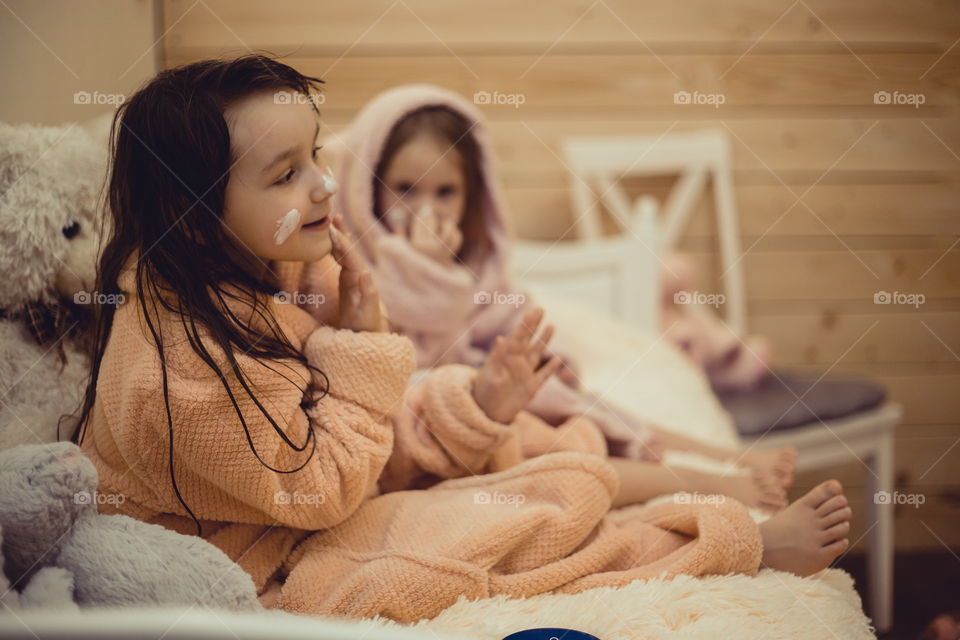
top-left (373, 106), bottom-right (491, 265)
top-left (72, 54), bottom-right (329, 536)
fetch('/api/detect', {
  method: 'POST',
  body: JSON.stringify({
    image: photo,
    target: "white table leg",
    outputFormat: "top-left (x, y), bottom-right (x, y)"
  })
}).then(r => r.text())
top-left (866, 431), bottom-right (895, 632)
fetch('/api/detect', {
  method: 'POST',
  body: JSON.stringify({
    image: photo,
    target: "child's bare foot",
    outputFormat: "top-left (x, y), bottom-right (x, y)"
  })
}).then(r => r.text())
top-left (759, 480), bottom-right (851, 576)
top-left (679, 468), bottom-right (787, 511)
top-left (741, 447), bottom-right (797, 489)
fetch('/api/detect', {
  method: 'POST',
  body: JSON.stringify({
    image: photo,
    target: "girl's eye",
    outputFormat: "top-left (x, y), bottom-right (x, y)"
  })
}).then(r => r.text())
top-left (396, 183), bottom-right (413, 195)
top-left (276, 145), bottom-right (323, 186)
top-left (437, 185), bottom-right (456, 198)
top-left (62, 220), bottom-right (81, 239)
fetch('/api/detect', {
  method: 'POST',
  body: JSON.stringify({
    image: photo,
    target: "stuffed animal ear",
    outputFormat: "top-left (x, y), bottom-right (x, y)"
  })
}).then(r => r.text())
top-left (0, 124), bottom-right (62, 307)
top-left (0, 122), bottom-right (108, 309)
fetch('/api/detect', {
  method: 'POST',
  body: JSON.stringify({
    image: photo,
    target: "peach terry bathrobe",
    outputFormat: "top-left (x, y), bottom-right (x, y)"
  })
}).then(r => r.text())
top-left (80, 253), bottom-right (762, 623)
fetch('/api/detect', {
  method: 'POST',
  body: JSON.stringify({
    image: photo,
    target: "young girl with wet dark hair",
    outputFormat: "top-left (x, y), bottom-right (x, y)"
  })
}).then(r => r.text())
top-left (75, 61), bottom-right (853, 622)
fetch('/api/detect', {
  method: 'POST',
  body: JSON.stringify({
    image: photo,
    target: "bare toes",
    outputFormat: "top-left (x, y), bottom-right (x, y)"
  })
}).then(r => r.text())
top-left (821, 506), bottom-right (852, 528)
top-left (755, 474), bottom-right (780, 491)
top-left (815, 494), bottom-right (849, 517)
top-left (801, 480), bottom-right (843, 509)
top-left (776, 469), bottom-right (795, 489)
top-left (819, 521), bottom-right (851, 545)
top-left (822, 537), bottom-right (849, 558)
top-left (762, 490), bottom-right (787, 510)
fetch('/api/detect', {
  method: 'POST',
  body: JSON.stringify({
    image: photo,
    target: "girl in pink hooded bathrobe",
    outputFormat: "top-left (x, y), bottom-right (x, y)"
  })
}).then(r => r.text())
top-left (325, 84), bottom-right (796, 508)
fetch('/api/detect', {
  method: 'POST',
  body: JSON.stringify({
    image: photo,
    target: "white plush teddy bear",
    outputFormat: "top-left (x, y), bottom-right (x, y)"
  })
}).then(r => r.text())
top-left (0, 116), bottom-right (111, 449)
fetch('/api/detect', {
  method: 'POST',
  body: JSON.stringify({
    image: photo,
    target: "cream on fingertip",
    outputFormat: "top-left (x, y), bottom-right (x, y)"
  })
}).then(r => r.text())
top-left (329, 224), bottom-right (342, 250)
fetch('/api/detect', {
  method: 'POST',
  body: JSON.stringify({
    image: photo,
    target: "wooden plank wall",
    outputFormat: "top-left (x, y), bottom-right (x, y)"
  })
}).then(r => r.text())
top-left (161, 0), bottom-right (960, 552)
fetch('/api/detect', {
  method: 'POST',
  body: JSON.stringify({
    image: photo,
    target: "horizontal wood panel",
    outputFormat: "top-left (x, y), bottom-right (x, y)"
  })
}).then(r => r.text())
top-left (163, 0), bottom-right (960, 52)
top-left (501, 183), bottom-right (960, 240)
top-left (319, 118), bottom-right (960, 195)
top-left (674, 249), bottom-right (959, 301)
top-left (751, 312), bottom-right (960, 365)
top-left (162, 53), bottom-right (960, 110)
top-left (701, 183), bottom-right (960, 237)
top-left (481, 119), bottom-right (960, 176)
top-left (512, 247), bottom-right (958, 303)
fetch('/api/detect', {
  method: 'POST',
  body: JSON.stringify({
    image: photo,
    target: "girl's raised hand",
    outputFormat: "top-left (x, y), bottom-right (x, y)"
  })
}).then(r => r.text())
top-left (330, 214), bottom-right (388, 333)
top-left (472, 308), bottom-right (563, 424)
top-left (406, 205), bottom-right (460, 264)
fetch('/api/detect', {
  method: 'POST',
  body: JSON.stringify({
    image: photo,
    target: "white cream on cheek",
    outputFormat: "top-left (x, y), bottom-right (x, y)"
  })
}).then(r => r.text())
top-left (273, 208), bottom-right (301, 245)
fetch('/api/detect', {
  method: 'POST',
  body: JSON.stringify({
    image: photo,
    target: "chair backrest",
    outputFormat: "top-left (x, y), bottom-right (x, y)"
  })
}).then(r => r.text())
top-left (559, 129), bottom-right (747, 334)
top-left (509, 233), bottom-right (659, 331)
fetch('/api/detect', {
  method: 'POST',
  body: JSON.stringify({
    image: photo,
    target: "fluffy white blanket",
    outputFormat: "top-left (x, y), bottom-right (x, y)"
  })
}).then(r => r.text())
top-left (0, 570), bottom-right (874, 639)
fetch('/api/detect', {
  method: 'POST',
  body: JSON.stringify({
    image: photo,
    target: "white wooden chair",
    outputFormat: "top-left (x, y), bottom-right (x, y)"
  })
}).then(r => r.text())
top-left (509, 201), bottom-right (660, 332)
top-left (509, 129), bottom-right (900, 632)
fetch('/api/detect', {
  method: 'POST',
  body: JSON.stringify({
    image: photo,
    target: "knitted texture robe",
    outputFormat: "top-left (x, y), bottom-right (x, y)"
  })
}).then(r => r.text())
top-left (80, 253), bottom-right (762, 623)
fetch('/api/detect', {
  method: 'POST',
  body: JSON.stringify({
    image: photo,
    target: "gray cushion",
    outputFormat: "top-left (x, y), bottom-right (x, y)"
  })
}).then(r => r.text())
top-left (716, 370), bottom-right (887, 437)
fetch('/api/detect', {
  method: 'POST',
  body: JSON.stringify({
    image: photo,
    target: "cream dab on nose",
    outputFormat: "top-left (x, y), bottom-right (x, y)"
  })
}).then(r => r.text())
top-left (385, 204), bottom-right (407, 231)
top-left (323, 169), bottom-right (338, 194)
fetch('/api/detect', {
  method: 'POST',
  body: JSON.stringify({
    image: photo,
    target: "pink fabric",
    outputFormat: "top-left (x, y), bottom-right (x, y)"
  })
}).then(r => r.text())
top-left (325, 84), bottom-right (653, 459)
top-left (659, 253), bottom-right (772, 391)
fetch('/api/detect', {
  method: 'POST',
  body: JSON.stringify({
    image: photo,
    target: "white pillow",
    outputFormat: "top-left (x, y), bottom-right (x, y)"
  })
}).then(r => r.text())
top-left (534, 289), bottom-right (741, 450)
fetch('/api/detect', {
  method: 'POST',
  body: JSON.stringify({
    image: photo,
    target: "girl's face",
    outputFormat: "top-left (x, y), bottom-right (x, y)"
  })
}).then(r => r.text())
top-left (377, 134), bottom-right (467, 252)
top-left (222, 90), bottom-right (335, 266)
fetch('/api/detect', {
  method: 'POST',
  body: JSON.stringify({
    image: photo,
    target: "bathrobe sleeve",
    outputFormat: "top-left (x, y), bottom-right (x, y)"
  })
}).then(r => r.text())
top-left (133, 324), bottom-right (416, 531)
top-left (377, 364), bottom-right (513, 492)
top-left (377, 364), bottom-right (609, 493)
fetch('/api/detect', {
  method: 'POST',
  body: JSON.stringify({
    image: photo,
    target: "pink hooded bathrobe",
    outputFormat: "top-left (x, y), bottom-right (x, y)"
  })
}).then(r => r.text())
top-left (325, 84), bottom-right (654, 459)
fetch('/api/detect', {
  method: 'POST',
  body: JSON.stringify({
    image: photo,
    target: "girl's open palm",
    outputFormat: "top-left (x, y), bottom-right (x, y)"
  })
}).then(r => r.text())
top-left (390, 205), bottom-right (461, 264)
top-left (472, 308), bottom-right (563, 424)
top-left (330, 214), bottom-right (388, 332)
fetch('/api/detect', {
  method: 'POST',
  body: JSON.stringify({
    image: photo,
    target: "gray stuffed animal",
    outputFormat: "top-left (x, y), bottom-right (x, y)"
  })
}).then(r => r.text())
top-left (0, 523), bottom-right (78, 612)
top-left (0, 118), bottom-right (111, 450)
top-left (0, 441), bottom-right (262, 611)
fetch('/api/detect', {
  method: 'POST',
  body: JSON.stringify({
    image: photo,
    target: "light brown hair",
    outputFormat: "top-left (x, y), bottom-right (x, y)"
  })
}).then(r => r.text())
top-left (373, 106), bottom-right (491, 265)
